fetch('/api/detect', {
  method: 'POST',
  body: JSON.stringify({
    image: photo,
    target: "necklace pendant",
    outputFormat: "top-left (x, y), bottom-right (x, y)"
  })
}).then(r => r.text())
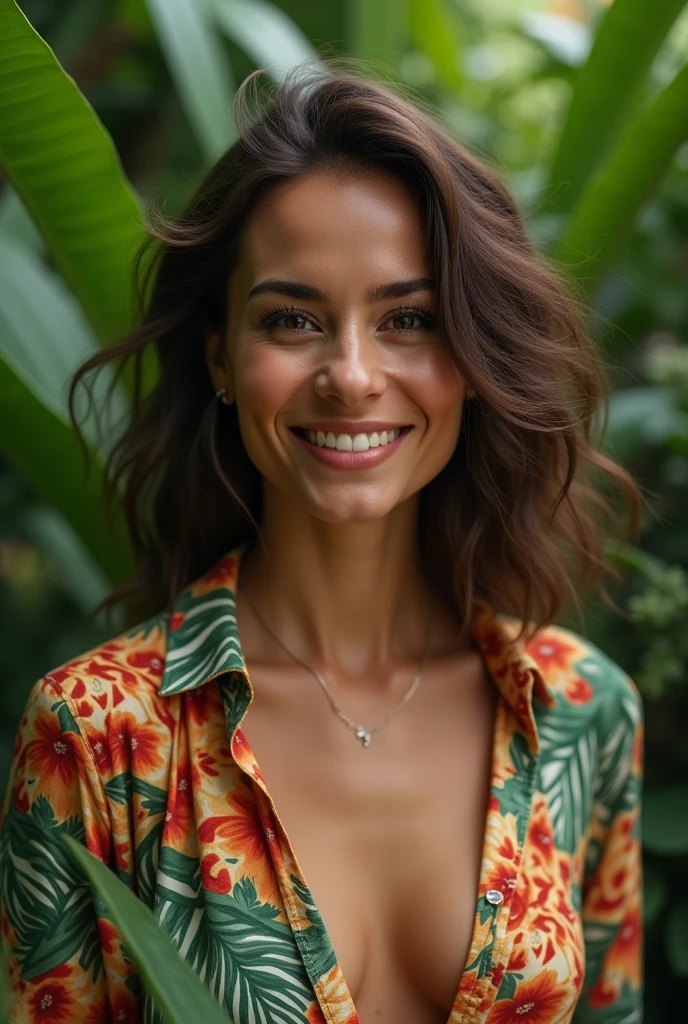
top-left (356, 727), bottom-right (371, 748)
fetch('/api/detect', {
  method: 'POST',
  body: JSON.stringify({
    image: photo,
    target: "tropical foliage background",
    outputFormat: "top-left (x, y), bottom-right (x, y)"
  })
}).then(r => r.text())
top-left (0, 0), bottom-right (687, 1019)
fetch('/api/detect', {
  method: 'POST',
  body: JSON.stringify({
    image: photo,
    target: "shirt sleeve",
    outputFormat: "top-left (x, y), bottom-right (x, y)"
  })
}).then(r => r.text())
top-left (573, 678), bottom-right (644, 1022)
top-left (0, 676), bottom-right (141, 1023)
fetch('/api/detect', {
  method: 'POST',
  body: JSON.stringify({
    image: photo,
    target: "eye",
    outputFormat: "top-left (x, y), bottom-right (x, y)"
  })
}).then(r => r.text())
top-left (257, 306), bottom-right (319, 333)
top-left (382, 307), bottom-right (438, 334)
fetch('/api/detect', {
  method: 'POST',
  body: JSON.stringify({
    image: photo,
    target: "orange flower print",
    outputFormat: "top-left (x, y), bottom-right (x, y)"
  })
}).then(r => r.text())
top-left (108, 711), bottom-right (165, 775)
top-left (525, 636), bottom-right (576, 673)
top-left (583, 812), bottom-right (638, 920)
top-left (602, 907), bottom-right (641, 990)
top-left (84, 726), bottom-right (111, 775)
top-left (565, 677), bottom-right (594, 704)
top-left (163, 775), bottom-right (194, 847)
top-left (29, 979), bottom-right (74, 1022)
top-left (201, 853), bottom-right (233, 894)
top-left (198, 790), bottom-right (267, 865)
top-left (528, 797), bottom-right (556, 867)
top-left (490, 969), bottom-right (568, 1023)
top-left (25, 710), bottom-right (76, 788)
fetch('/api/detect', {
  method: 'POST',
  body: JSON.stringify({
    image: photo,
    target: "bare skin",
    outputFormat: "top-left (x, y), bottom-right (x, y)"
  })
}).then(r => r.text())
top-left (205, 168), bottom-right (498, 1022)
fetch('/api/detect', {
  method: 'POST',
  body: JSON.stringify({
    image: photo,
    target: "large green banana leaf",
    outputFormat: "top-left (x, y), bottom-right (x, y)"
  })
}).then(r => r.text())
top-left (144, 0), bottom-right (237, 161)
top-left (0, 0), bottom-right (146, 345)
top-left (409, 0), bottom-right (464, 92)
top-left (63, 837), bottom-right (230, 1024)
top-left (546, 0), bottom-right (687, 215)
top-left (211, 0), bottom-right (318, 83)
top-left (554, 60), bottom-right (688, 291)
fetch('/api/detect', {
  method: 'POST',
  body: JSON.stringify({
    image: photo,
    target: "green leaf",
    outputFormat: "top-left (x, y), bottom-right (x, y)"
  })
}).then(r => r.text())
top-left (408, 0), bottom-right (464, 91)
top-left (546, 0), bottom-right (687, 214)
top-left (0, 357), bottom-right (133, 584)
top-left (0, 235), bottom-right (127, 437)
top-left (347, 0), bottom-right (408, 66)
top-left (212, 0), bottom-right (318, 83)
top-left (63, 836), bottom-right (231, 1024)
top-left (554, 60), bottom-right (688, 290)
top-left (144, 0), bottom-right (237, 161)
top-left (665, 898), bottom-right (688, 975)
top-left (643, 784), bottom-right (688, 854)
top-left (0, 1), bottom-right (146, 344)
top-left (519, 12), bottom-right (591, 68)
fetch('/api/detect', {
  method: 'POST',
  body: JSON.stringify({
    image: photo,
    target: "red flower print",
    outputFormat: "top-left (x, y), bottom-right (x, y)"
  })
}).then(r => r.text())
top-left (108, 711), bottom-right (165, 775)
top-left (26, 710), bottom-right (76, 788)
top-left (127, 649), bottom-right (165, 678)
top-left (84, 727), bottom-right (111, 774)
top-left (97, 918), bottom-right (119, 956)
top-left (201, 853), bottom-right (233, 894)
top-left (169, 612), bottom-right (186, 632)
top-left (163, 775), bottom-right (194, 846)
top-left (202, 555), bottom-right (237, 588)
top-left (525, 635), bottom-right (576, 673)
top-left (196, 749), bottom-right (219, 778)
top-left (489, 969), bottom-right (568, 1023)
top-left (29, 980), bottom-right (73, 1022)
top-left (588, 976), bottom-right (616, 1008)
top-left (565, 678), bottom-right (594, 704)
top-left (109, 990), bottom-right (138, 1022)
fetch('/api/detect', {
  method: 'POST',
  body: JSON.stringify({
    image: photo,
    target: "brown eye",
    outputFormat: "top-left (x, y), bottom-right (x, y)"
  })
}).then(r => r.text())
top-left (392, 314), bottom-right (420, 331)
top-left (282, 314), bottom-right (308, 330)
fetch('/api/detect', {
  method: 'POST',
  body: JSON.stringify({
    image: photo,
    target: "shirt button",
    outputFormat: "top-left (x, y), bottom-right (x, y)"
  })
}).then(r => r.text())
top-left (486, 889), bottom-right (504, 906)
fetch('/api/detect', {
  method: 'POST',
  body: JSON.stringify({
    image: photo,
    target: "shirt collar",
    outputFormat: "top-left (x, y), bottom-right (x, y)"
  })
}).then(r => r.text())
top-left (159, 543), bottom-right (555, 754)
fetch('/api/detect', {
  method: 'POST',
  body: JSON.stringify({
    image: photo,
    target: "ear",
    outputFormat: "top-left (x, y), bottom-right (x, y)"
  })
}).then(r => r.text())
top-left (204, 327), bottom-right (235, 404)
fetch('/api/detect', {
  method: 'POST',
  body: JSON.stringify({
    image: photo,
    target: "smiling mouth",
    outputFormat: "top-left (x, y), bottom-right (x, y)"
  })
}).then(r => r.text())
top-left (292, 426), bottom-right (411, 452)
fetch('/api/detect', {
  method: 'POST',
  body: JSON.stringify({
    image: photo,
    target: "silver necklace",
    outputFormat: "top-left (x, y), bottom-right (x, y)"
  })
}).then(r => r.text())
top-left (240, 586), bottom-right (433, 748)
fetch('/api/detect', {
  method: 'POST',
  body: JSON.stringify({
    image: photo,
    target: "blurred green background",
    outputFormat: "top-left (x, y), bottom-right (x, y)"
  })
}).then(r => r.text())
top-left (0, 0), bottom-right (687, 1019)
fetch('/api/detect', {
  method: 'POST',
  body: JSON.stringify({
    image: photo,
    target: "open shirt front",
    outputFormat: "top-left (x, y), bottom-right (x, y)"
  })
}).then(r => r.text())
top-left (0, 543), bottom-right (643, 1023)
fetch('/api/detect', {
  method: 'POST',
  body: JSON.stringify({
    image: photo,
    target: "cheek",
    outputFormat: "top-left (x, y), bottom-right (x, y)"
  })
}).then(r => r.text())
top-left (407, 345), bottom-right (466, 431)
top-left (234, 348), bottom-right (305, 432)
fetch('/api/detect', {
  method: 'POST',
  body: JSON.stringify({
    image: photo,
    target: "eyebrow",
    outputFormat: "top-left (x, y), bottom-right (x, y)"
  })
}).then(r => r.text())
top-left (246, 276), bottom-right (436, 304)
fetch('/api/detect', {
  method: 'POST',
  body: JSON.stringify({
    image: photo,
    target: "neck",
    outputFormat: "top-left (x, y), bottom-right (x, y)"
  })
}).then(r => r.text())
top-left (237, 483), bottom-right (445, 678)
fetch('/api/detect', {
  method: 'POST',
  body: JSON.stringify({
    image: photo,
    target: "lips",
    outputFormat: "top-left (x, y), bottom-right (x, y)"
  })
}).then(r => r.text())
top-left (289, 424), bottom-right (412, 468)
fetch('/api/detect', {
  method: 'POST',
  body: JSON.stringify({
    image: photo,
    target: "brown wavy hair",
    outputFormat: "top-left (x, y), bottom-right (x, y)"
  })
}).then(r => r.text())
top-left (70, 60), bottom-right (640, 633)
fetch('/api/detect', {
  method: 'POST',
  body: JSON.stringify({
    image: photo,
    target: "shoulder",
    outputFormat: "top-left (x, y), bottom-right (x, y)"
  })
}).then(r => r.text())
top-left (526, 623), bottom-right (642, 717)
top-left (525, 623), bottom-right (643, 758)
top-left (16, 610), bottom-right (172, 763)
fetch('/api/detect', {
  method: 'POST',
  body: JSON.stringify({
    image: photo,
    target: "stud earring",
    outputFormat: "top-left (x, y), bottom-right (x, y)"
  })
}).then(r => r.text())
top-left (216, 387), bottom-right (230, 405)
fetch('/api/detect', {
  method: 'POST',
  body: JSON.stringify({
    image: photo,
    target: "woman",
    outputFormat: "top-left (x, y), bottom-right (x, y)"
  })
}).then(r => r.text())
top-left (0, 65), bottom-right (643, 1024)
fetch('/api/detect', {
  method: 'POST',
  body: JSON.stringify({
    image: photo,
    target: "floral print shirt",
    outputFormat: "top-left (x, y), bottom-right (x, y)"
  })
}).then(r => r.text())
top-left (0, 543), bottom-right (643, 1024)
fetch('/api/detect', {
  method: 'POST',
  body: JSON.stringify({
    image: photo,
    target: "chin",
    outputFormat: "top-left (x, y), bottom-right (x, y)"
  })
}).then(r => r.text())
top-left (306, 497), bottom-right (398, 525)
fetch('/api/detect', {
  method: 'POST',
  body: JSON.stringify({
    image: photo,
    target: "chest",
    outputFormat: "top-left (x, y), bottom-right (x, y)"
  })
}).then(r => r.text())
top-left (239, 656), bottom-right (498, 1023)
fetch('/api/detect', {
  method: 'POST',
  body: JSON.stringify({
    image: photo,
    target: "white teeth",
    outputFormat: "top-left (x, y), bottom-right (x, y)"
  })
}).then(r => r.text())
top-left (301, 428), bottom-right (404, 449)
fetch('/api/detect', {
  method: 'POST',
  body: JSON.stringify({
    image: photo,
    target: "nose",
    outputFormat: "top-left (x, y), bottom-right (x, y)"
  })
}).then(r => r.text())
top-left (313, 322), bottom-right (387, 407)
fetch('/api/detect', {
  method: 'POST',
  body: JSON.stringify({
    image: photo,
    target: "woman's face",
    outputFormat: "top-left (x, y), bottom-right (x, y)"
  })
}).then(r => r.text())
top-left (205, 168), bottom-right (466, 524)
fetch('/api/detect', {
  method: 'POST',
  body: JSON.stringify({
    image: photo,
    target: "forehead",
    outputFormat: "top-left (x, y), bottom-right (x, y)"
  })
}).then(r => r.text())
top-left (238, 168), bottom-right (430, 284)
